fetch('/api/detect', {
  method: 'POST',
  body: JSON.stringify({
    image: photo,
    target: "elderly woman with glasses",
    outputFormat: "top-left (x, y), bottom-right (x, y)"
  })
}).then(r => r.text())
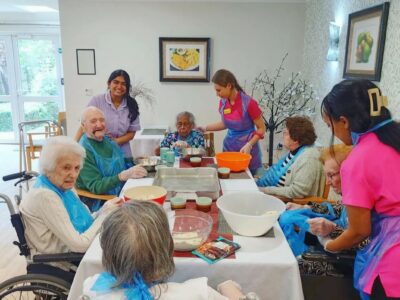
top-left (257, 116), bottom-right (323, 200)
top-left (19, 136), bottom-right (121, 281)
top-left (81, 201), bottom-right (258, 299)
top-left (158, 111), bottom-right (205, 155)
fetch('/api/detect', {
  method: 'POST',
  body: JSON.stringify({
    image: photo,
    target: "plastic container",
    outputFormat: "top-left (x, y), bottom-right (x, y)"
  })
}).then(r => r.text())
top-left (216, 191), bottom-right (286, 236)
top-left (172, 209), bottom-right (213, 251)
top-left (215, 152), bottom-right (252, 172)
top-left (196, 196), bottom-right (212, 212)
top-left (123, 186), bottom-right (167, 205)
top-left (190, 157), bottom-right (202, 167)
top-left (170, 197), bottom-right (187, 210)
top-left (217, 167), bottom-right (231, 179)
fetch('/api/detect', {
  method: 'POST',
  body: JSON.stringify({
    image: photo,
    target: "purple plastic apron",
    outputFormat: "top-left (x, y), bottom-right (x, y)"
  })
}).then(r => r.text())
top-left (219, 92), bottom-right (262, 173)
top-left (354, 211), bottom-right (400, 299)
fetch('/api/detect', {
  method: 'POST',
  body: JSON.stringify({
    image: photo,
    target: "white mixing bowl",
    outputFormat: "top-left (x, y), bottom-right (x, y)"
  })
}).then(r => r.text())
top-left (216, 191), bottom-right (286, 236)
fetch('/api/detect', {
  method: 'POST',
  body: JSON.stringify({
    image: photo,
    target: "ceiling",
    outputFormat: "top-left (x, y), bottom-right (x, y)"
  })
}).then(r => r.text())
top-left (0, 0), bottom-right (305, 13)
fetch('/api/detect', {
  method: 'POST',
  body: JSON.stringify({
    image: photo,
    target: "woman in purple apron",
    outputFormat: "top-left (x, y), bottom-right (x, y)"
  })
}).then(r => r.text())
top-left (200, 69), bottom-right (266, 174)
top-left (319, 80), bottom-right (400, 299)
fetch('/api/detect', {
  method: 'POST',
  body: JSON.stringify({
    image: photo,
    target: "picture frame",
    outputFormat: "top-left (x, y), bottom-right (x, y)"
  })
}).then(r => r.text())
top-left (76, 49), bottom-right (96, 75)
top-left (343, 2), bottom-right (390, 81)
top-left (159, 37), bottom-right (210, 82)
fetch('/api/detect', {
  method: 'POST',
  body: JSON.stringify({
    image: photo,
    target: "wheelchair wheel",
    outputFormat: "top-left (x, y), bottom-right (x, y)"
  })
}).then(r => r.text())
top-left (0, 273), bottom-right (70, 299)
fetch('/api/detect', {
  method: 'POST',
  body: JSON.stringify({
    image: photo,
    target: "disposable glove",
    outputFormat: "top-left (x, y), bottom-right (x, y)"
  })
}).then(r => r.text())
top-left (286, 202), bottom-right (308, 211)
top-left (101, 197), bottom-right (123, 213)
top-left (307, 217), bottom-right (336, 237)
top-left (174, 141), bottom-right (188, 149)
top-left (317, 235), bottom-right (338, 253)
top-left (119, 165), bottom-right (147, 181)
top-left (240, 142), bottom-right (253, 154)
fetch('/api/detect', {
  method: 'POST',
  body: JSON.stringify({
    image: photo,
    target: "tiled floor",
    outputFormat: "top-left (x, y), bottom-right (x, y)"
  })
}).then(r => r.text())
top-left (0, 145), bottom-right (38, 283)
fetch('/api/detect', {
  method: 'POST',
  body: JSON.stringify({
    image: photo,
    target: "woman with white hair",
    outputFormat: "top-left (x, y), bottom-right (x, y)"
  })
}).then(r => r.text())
top-left (82, 201), bottom-right (257, 299)
top-left (159, 111), bottom-right (205, 155)
top-left (19, 136), bottom-right (121, 280)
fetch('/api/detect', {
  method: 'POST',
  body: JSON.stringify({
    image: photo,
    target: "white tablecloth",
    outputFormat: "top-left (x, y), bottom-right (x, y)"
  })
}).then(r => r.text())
top-left (68, 172), bottom-right (304, 300)
top-left (130, 127), bottom-right (167, 158)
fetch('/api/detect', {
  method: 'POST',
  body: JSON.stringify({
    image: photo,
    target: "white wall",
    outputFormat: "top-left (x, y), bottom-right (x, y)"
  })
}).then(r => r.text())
top-left (303, 0), bottom-right (400, 146)
top-left (59, 0), bottom-right (306, 158)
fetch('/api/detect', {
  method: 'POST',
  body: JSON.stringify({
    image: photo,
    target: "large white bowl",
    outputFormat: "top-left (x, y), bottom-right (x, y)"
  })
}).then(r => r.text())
top-left (216, 191), bottom-right (286, 236)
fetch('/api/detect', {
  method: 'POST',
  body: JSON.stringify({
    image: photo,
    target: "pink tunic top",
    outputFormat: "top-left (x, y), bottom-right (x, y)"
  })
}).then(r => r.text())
top-left (341, 133), bottom-right (400, 296)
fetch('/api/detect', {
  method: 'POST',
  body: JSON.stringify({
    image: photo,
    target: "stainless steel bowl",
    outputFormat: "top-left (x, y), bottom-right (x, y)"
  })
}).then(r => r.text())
top-left (181, 147), bottom-right (206, 162)
top-left (134, 156), bottom-right (161, 172)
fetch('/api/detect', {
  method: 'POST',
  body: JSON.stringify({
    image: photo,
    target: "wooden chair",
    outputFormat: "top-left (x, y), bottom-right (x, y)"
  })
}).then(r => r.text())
top-left (203, 132), bottom-right (215, 157)
top-left (74, 188), bottom-right (115, 201)
top-left (24, 113), bottom-right (66, 171)
top-left (292, 172), bottom-right (335, 205)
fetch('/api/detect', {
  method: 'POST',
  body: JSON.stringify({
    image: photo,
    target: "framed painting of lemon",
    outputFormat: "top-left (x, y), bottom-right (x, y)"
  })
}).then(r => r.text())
top-left (159, 37), bottom-right (210, 82)
top-left (343, 2), bottom-right (390, 81)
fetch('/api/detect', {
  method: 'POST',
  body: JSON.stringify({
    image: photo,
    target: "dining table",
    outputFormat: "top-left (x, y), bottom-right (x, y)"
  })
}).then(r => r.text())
top-left (67, 158), bottom-right (304, 300)
top-left (130, 127), bottom-right (168, 159)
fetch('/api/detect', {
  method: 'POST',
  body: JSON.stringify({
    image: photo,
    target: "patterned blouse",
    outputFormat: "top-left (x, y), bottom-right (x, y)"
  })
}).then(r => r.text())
top-left (160, 130), bottom-right (205, 151)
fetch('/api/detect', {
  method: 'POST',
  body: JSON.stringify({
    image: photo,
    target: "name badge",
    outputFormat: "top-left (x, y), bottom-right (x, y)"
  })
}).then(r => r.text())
top-left (223, 108), bottom-right (231, 114)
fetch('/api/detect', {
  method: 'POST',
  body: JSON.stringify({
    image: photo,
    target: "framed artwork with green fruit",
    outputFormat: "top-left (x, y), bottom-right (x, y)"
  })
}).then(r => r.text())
top-left (343, 2), bottom-right (390, 81)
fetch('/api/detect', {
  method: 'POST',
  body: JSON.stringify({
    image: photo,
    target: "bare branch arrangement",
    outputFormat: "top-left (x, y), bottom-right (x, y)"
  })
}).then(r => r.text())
top-left (131, 81), bottom-right (156, 107)
top-left (251, 53), bottom-right (317, 166)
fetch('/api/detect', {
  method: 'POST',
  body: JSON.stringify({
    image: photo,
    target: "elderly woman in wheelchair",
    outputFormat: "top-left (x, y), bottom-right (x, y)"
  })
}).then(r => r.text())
top-left (18, 136), bottom-right (121, 281)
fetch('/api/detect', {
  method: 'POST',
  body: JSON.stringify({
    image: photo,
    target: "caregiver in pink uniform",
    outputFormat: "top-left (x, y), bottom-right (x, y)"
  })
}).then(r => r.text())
top-left (200, 69), bottom-right (266, 175)
top-left (320, 79), bottom-right (400, 299)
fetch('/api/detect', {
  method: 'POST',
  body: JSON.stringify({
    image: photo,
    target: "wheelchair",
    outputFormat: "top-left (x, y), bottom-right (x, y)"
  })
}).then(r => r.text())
top-left (0, 171), bottom-right (84, 299)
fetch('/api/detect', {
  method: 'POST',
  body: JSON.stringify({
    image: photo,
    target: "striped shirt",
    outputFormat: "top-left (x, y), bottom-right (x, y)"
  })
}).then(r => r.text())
top-left (277, 147), bottom-right (301, 187)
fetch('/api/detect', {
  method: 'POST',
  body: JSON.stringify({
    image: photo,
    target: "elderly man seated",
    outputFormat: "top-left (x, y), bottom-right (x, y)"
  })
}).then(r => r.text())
top-left (256, 116), bottom-right (323, 200)
top-left (19, 136), bottom-right (121, 282)
top-left (76, 106), bottom-right (147, 211)
top-left (157, 111), bottom-right (205, 156)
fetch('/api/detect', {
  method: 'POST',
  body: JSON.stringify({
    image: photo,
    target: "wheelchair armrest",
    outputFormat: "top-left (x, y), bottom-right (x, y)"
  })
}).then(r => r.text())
top-left (32, 252), bottom-right (84, 263)
top-left (302, 248), bottom-right (355, 266)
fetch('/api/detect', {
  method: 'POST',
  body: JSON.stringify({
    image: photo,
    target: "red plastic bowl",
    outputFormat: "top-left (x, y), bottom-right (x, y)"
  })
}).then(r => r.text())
top-left (215, 152), bottom-right (252, 172)
top-left (123, 186), bottom-right (167, 205)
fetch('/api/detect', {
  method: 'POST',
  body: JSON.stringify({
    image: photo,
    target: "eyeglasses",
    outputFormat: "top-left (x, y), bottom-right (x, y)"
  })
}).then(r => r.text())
top-left (326, 171), bottom-right (340, 180)
top-left (176, 122), bottom-right (191, 128)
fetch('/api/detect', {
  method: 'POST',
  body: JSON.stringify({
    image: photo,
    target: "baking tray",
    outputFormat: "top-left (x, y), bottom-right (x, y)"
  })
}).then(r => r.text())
top-left (153, 167), bottom-right (220, 200)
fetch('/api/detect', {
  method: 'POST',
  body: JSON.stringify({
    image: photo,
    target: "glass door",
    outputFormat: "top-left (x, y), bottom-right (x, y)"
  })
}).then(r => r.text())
top-left (0, 34), bottom-right (63, 142)
top-left (0, 36), bottom-right (17, 141)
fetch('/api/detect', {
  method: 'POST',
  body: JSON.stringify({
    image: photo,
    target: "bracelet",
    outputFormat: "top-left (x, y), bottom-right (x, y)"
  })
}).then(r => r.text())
top-left (253, 131), bottom-right (264, 139)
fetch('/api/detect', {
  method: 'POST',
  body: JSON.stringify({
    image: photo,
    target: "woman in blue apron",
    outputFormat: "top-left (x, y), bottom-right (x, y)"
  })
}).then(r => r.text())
top-left (200, 69), bottom-right (266, 174)
top-left (319, 80), bottom-right (400, 299)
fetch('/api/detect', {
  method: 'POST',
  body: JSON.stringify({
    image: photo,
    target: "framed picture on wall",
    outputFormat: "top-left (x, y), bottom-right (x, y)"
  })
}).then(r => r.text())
top-left (159, 37), bottom-right (210, 82)
top-left (343, 2), bottom-right (390, 81)
top-left (76, 49), bottom-right (96, 75)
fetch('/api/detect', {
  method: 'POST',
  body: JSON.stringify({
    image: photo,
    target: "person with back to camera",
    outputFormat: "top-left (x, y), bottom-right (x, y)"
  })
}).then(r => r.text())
top-left (256, 116), bottom-right (322, 200)
top-left (81, 200), bottom-right (260, 300)
top-left (199, 69), bottom-right (266, 175)
top-left (319, 79), bottom-right (400, 299)
top-left (76, 107), bottom-right (147, 212)
top-left (75, 69), bottom-right (140, 163)
top-left (19, 136), bottom-right (122, 282)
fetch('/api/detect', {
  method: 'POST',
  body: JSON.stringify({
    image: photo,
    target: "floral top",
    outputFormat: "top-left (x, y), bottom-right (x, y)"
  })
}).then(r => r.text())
top-left (160, 130), bottom-right (205, 153)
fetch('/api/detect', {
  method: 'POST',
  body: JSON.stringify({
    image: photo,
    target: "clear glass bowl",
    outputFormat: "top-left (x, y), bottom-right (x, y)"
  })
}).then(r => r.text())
top-left (172, 209), bottom-right (213, 251)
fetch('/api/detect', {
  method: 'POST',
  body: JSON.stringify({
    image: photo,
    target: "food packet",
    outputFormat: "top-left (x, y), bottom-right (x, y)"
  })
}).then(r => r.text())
top-left (192, 236), bottom-right (240, 264)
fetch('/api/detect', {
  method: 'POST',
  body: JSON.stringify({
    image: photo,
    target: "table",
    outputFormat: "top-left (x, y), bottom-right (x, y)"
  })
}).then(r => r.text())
top-left (130, 127), bottom-right (167, 158)
top-left (68, 167), bottom-right (304, 300)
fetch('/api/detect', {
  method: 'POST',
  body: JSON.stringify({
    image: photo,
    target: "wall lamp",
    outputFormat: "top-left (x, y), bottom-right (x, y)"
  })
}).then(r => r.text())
top-left (326, 22), bottom-right (340, 61)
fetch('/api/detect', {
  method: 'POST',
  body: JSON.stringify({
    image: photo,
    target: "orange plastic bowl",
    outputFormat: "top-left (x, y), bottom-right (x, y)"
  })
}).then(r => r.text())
top-left (123, 186), bottom-right (167, 205)
top-left (215, 152), bottom-right (252, 172)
